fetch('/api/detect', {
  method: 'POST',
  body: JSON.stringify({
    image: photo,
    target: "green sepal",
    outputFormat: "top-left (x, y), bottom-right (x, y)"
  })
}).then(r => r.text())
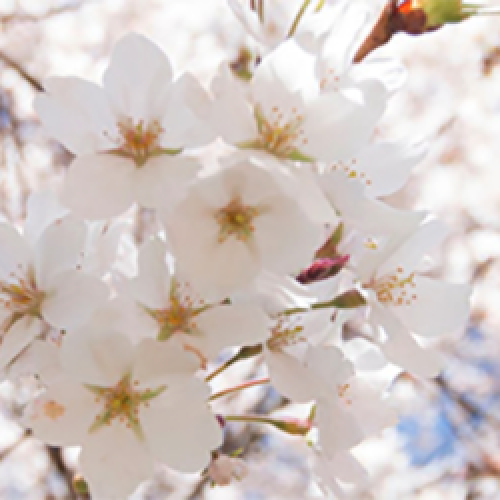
top-left (329, 289), bottom-right (367, 309)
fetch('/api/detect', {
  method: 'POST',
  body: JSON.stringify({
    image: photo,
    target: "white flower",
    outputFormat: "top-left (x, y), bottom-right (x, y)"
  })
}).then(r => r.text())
top-left (165, 156), bottom-right (323, 297)
top-left (35, 33), bottom-right (213, 219)
top-left (265, 343), bottom-right (394, 451)
top-left (320, 140), bottom-right (426, 199)
top-left (0, 211), bottom-right (107, 372)
top-left (313, 1), bottom-right (407, 94)
top-left (316, 169), bottom-right (426, 271)
top-left (24, 330), bottom-right (223, 499)
top-left (211, 39), bottom-right (387, 163)
top-left (359, 220), bottom-right (472, 377)
top-left (125, 238), bottom-right (270, 368)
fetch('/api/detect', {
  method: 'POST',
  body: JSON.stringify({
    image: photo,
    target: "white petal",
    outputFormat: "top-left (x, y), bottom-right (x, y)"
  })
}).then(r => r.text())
top-left (303, 345), bottom-right (354, 394)
top-left (82, 219), bottom-right (128, 276)
top-left (34, 215), bottom-right (86, 289)
top-left (80, 422), bottom-right (153, 500)
top-left (302, 80), bottom-right (387, 162)
top-left (169, 195), bottom-right (260, 298)
top-left (23, 190), bottom-right (69, 246)
top-left (393, 276), bottom-right (471, 338)
top-left (133, 338), bottom-right (201, 384)
top-left (141, 382), bottom-right (223, 472)
top-left (316, 1), bottom-right (373, 77)
top-left (377, 219), bottom-right (449, 279)
top-left (135, 155), bottom-right (200, 212)
top-left (24, 381), bottom-right (96, 446)
top-left (265, 348), bottom-right (316, 402)
top-left (252, 196), bottom-right (321, 273)
top-left (129, 238), bottom-right (171, 310)
top-left (61, 153), bottom-right (136, 220)
top-left (60, 331), bottom-right (134, 386)
top-left (371, 302), bottom-right (444, 378)
top-left (103, 33), bottom-right (173, 121)
top-left (161, 73), bottom-right (215, 148)
top-left (35, 76), bottom-right (115, 155)
top-left (210, 64), bottom-right (257, 145)
top-left (8, 338), bottom-right (61, 383)
top-left (353, 141), bottom-right (425, 198)
top-left (0, 315), bottom-right (42, 371)
top-left (0, 224), bottom-right (32, 280)
top-left (348, 56), bottom-right (407, 94)
top-left (41, 271), bottom-right (108, 330)
top-left (252, 40), bottom-right (316, 107)
top-left (317, 399), bottom-right (364, 451)
top-left (189, 303), bottom-right (270, 360)
top-left (315, 451), bottom-right (368, 486)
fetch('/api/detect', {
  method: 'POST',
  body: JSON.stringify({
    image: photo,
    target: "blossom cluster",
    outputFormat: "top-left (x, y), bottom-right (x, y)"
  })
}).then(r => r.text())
top-left (0, 1), bottom-right (471, 498)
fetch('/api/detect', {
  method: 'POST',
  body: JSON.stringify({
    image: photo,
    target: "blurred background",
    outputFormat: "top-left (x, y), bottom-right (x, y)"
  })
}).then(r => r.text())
top-left (1, 0), bottom-right (500, 498)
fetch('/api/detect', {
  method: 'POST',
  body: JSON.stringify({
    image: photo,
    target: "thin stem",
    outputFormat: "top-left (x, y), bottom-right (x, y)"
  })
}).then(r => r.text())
top-left (250, 0), bottom-right (256, 11)
top-left (205, 344), bottom-right (263, 382)
top-left (224, 414), bottom-right (312, 435)
top-left (282, 299), bottom-right (333, 316)
top-left (258, 0), bottom-right (264, 23)
top-left (209, 378), bottom-right (270, 401)
top-left (225, 415), bottom-right (274, 424)
top-left (287, 0), bottom-right (312, 38)
top-left (315, 0), bottom-right (325, 12)
top-left (0, 51), bottom-right (43, 91)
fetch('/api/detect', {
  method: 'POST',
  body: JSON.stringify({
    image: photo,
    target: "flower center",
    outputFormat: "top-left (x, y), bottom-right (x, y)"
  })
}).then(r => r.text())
top-left (117, 118), bottom-right (163, 166)
top-left (239, 104), bottom-right (313, 161)
top-left (215, 196), bottom-right (261, 243)
top-left (149, 279), bottom-right (211, 343)
top-left (267, 319), bottom-right (305, 350)
top-left (0, 266), bottom-right (45, 331)
top-left (105, 118), bottom-right (181, 167)
top-left (86, 373), bottom-right (166, 437)
top-left (371, 267), bottom-right (418, 306)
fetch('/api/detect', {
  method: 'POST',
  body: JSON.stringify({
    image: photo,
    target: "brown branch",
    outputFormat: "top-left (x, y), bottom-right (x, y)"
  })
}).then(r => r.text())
top-left (353, 0), bottom-right (427, 63)
top-left (46, 446), bottom-right (78, 500)
top-left (0, 51), bottom-right (43, 92)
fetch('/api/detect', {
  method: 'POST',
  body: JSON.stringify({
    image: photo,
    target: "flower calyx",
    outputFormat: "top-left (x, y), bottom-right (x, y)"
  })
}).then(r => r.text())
top-left (86, 373), bottom-right (166, 438)
top-left (107, 118), bottom-right (182, 167)
top-left (238, 105), bottom-right (314, 162)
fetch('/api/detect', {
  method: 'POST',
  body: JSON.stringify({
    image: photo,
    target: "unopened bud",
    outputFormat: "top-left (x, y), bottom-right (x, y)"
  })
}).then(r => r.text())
top-left (399, 0), bottom-right (496, 30)
top-left (271, 417), bottom-right (313, 436)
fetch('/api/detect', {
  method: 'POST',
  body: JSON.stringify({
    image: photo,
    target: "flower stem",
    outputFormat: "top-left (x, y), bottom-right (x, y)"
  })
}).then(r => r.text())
top-left (282, 290), bottom-right (366, 316)
top-left (209, 378), bottom-right (270, 401)
top-left (224, 414), bottom-right (312, 435)
top-left (288, 0), bottom-right (312, 38)
top-left (315, 0), bottom-right (325, 12)
top-left (258, 0), bottom-right (264, 22)
top-left (205, 344), bottom-right (263, 382)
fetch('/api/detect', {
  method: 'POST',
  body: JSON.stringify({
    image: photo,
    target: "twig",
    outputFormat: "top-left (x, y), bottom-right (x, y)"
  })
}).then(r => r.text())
top-left (47, 446), bottom-right (78, 500)
top-left (353, 0), bottom-right (427, 63)
top-left (0, 51), bottom-right (43, 92)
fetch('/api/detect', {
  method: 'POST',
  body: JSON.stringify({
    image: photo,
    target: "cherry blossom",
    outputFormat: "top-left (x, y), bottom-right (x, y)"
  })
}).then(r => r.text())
top-left (166, 156), bottom-right (324, 297)
top-left (124, 238), bottom-right (271, 367)
top-left (359, 220), bottom-right (472, 377)
top-left (211, 39), bottom-right (387, 163)
top-left (36, 33), bottom-right (213, 219)
top-left (25, 330), bottom-right (222, 499)
top-left (0, 210), bottom-right (107, 372)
